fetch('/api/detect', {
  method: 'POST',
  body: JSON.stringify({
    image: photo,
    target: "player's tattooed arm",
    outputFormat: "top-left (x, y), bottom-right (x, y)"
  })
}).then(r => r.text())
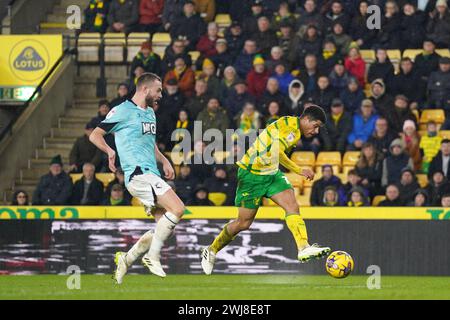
top-left (155, 145), bottom-right (175, 180)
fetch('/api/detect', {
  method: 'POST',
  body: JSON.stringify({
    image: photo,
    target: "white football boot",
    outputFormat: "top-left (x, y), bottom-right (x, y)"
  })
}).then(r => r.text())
top-left (113, 252), bottom-right (128, 284)
top-left (142, 254), bottom-right (166, 278)
top-left (297, 244), bottom-right (331, 263)
top-left (200, 247), bottom-right (216, 275)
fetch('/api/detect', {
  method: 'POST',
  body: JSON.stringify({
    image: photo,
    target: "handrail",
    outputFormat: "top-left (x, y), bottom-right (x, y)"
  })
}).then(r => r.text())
top-left (0, 47), bottom-right (71, 143)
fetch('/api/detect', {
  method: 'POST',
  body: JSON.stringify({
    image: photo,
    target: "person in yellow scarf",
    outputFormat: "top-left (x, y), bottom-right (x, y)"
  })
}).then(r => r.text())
top-left (238, 102), bottom-right (262, 134)
top-left (347, 187), bottom-right (369, 207)
top-left (83, 0), bottom-right (109, 33)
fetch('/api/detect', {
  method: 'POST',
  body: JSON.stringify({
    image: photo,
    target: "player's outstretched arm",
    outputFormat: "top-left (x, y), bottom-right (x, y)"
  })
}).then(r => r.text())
top-left (89, 127), bottom-right (117, 172)
top-left (155, 145), bottom-right (175, 180)
top-left (277, 142), bottom-right (314, 181)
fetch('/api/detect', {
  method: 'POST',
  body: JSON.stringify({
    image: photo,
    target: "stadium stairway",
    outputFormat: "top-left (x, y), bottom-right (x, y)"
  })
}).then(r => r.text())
top-left (39, 0), bottom-right (89, 36)
top-left (4, 64), bottom-right (129, 203)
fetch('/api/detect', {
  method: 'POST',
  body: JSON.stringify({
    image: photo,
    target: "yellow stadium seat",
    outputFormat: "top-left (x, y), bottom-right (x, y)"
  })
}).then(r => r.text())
top-left (316, 152), bottom-right (342, 167)
top-left (285, 172), bottom-right (303, 187)
top-left (78, 32), bottom-right (101, 45)
top-left (336, 173), bottom-right (348, 184)
top-left (302, 187), bottom-right (312, 197)
top-left (343, 151), bottom-right (360, 167)
top-left (372, 195), bottom-right (386, 206)
top-left (439, 130), bottom-right (450, 139)
top-left (104, 33), bottom-right (126, 45)
top-left (215, 14), bottom-right (231, 28)
top-left (263, 198), bottom-right (278, 206)
top-left (70, 174), bottom-right (83, 184)
top-left (127, 32), bottom-right (150, 45)
top-left (360, 50), bottom-right (375, 63)
top-left (97, 173), bottom-right (116, 187)
top-left (436, 49), bottom-right (450, 58)
top-left (213, 151), bottom-right (230, 164)
top-left (416, 174), bottom-right (429, 188)
top-left (296, 195), bottom-right (311, 207)
top-left (104, 33), bottom-right (126, 62)
top-left (303, 171), bottom-right (322, 188)
top-left (189, 51), bottom-right (201, 63)
top-left (152, 32), bottom-right (171, 45)
top-left (412, 109), bottom-right (419, 122)
top-left (77, 33), bottom-right (101, 62)
top-left (343, 166), bottom-right (355, 176)
top-left (208, 192), bottom-right (227, 206)
top-left (402, 49), bottom-right (422, 61)
top-left (387, 49), bottom-right (401, 62)
top-left (420, 109), bottom-right (445, 124)
top-left (291, 151), bottom-right (315, 167)
top-left (132, 197), bottom-right (143, 206)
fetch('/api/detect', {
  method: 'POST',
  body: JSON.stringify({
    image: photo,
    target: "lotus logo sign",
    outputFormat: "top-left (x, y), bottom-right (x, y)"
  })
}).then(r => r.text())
top-left (9, 39), bottom-right (50, 82)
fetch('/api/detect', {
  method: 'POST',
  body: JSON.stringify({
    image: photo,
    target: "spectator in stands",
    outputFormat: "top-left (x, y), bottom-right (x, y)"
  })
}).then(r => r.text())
top-left (138, 0), bottom-right (164, 34)
top-left (170, 1), bottom-right (206, 50)
top-left (344, 45), bottom-right (366, 88)
top-left (196, 97), bottom-right (230, 135)
top-left (254, 16), bottom-right (279, 58)
top-left (69, 122), bottom-right (102, 173)
top-left (318, 40), bottom-right (342, 76)
top-left (194, 0), bottom-right (216, 22)
top-left (350, 0), bottom-right (376, 49)
top-left (370, 79), bottom-right (394, 117)
top-left (420, 121), bottom-right (442, 174)
top-left (162, 0), bottom-right (187, 32)
top-left (329, 59), bottom-right (350, 91)
top-left (234, 39), bottom-right (258, 79)
top-left (324, 0), bottom-right (351, 35)
top-left (70, 163), bottom-right (104, 205)
top-left (414, 39), bottom-right (441, 83)
top-left (237, 102), bottom-right (262, 134)
top-left (427, 170), bottom-right (450, 205)
top-left (210, 39), bottom-right (233, 78)
top-left (174, 164), bottom-right (199, 203)
top-left (310, 165), bottom-right (342, 206)
top-left (90, 100), bottom-right (110, 127)
top-left (266, 101), bottom-right (282, 125)
top-left (427, 57), bottom-right (450, 113)
top-left (196, 22), bottom-right (219, 58)
top-left (200, 59), bottom-right (222, 98)
top-left (284, 79), bottom-right (305, 116)
top-left (219, 66), bottom-right (238, 101)
top-left (347, 99), bottom-right (379, 151)
top-left (400, 2), bottom-right (427, 50)
top-left (398, 168), bottom-right (421, 204)
top-left (378, 2), bottom-right (402, 49)
top-left (278, 21), bottom-right (294, 59)
top-left (429, 139), bottom-right (450, 180)
top-left (382, 139), bottom-right (414, 187)
top-left (355, 142), bottom-right (384, 197)
top-left (346, 186), bottom-right (370, 207)
top-left (82, 0), bottom-right (109, 33)
top-left (368, 117), bottom-right (397, 157)
top-left (187, 185), bottom-right (215, 206)
top-left (185, 78), bottom-right (210, 119)
top-left (107, 0), bottom-right (139, 33)
top-left (130, 41), bottom-right (162, 78)
top-left (391, 58), bottom-right (425, 109)
top-left (129, 65), bottom-right (145, 94)
top-left (259, 78), bottom-right (286, 114)
top-left (321, 185), bottom-right (340, 207)
top-left (271, 62), bottom-right (295, 96)
top-left (400, 120), bottom-right (422, 171)
top-left (298, 54), bottom-right (320, 95)
top-left (309, 75), bottom-right (336, 113)
top-left (320, 98), bottom-right (352, 153)
top-left (105, 167), bottom-right (132, 203)
top-left (326, 22), bottom-right (352, 56)
top-left (101, 184), bottom-right (130, 206)
top-left (339, 77), bottom-right (365, 115)
top-left (11, 190), bottom-right (30, 206)
top-left (368, 48), bottom-right (395, 85)
top-left (378, 184), bottom-right (404, 206)
top-left (164, 56), bottom-right (196, 97)
top-left (224, 79), bottom-right (255, 121)
top-left (271, 1), bottom-right (296, 31)
top-left (338, 169), bottom-right (369, 206)
top-left (32, 155), bottom-right (73, 205)
top-left (247, 55), bottom-right (270, 100)
top-left (426, 0), bottom-right (450, 48)
top-left (204, 166), bottom-right (236, 206)
top-left (170, 109), bottom-right (193, 149)
top-left (243, 0), bottom-right (265, 37)
top-left (386, 95), bottom-right (417, 134)
top-left (441, 194), bottom-right (450, 207)
top-left (289, 25), bottom-right (322, 69)
top-left (409, 189), bottom-right (430, 207)
top-left (159, 78), bottom-right (186, 122)
top-left (295, 0), bottom-right (324, 34)
top-left (224, 21), bottom-right (245, 58)
top-left (162, 38), bottom-right (192, 76)
top-left (110, 83), bottom-right (129, 109)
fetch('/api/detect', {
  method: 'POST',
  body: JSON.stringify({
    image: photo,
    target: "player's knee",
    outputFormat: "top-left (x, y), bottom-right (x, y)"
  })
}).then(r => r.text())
top-left (286, 203), bottom-right (299, 214)
top-left (237, 218), bottom-right (253, 231)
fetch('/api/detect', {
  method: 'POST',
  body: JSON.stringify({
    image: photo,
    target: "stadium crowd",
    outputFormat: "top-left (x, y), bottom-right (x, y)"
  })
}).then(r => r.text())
top-left (11, 0), bottom-right (450, 207)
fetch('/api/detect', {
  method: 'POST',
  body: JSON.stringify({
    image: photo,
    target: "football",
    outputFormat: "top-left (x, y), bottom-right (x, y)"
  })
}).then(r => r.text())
top-left (325, 251), bottom-right (354, 279)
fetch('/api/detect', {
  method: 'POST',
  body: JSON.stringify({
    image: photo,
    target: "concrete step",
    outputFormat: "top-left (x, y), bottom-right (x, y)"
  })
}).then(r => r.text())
top-left (15, 179), bottom-right (39, 187)
top-left (59, 117), bottom-right (91, 129)
top-left (29, 158), bottom-right (70, 169)
top-left (36, 148), bottom-right (71, 160)
top-left (44, 137), bottom-right (76, 149)
top-left (46, 14), bottom-right (68, 23)
top-left (20, 167), bottom-right (70, 180)
top-left (73, 100), bottom-right (100, 109)
top-left (77, 65), bottom-right (129, 80)
top-left (66, 108), bottom-right (98, 118)
top-left (40, 27), bottom-right (75, 35)
top-left (60, 0), bottom-right (90, 8)
top-left (74, 81), bottom-right (125, 100)
top-left (51, 127), bottom-right (85, 138)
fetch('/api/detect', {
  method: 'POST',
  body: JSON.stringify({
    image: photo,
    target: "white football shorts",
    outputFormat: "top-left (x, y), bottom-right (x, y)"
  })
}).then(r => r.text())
top-left (127, 173), bottom-right (172, 209)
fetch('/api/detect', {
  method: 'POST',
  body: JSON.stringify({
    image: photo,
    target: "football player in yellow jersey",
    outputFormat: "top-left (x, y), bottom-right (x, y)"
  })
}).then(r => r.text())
top-left (201, 105), bottom-right (331, 274)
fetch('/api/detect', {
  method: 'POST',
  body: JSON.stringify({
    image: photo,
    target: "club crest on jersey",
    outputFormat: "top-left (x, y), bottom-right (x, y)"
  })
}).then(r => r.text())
top-left (142, 122), bottom-right (156, 135)
top-left (287, 132), bottom-right (296, 142)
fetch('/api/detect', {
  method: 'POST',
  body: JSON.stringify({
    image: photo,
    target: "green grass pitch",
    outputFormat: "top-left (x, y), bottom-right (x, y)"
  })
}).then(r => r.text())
top-left (0, 275), bottom-right (449, 300)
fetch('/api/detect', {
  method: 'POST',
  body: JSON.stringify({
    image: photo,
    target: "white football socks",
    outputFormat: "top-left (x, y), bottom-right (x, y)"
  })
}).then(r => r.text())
top-left (147, 212), bottom-right (180, 260)
top-left (126, 230), bottom-right (153, 266)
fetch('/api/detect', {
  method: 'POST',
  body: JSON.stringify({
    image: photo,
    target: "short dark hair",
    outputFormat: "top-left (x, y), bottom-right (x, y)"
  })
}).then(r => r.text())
top-left (442, 139), bottom-right (450, 144)
top-left (98, 99), bottom-right (109, 108)
top-left (441, 193), bottom-right (450, 199)
top-left (136, 73), bottom-right (161, 89)
top-left (301, 104), bottom-right (327, 124)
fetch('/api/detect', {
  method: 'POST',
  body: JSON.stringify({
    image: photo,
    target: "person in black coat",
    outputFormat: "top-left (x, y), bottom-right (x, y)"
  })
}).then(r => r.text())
top-left (186, 185), bottom-right (215, 206)
top-left (427, 57), bottom-right (450, 113)
top-left (32, 155), bottom-right (73, 205)
top-left (349, 0), bottom-right (377, 49)
top-left (355, 142), bottom-right (384, 197)
top-left (391, 58), bottom-right (426, 108)
top-left (174, 164), bottom-right (199, 203)
top-left (258, 78), bottom-right (286, 114)
top-left (70, 163), bottom-right (105, 205)
top-left (308, 75), bottom-right (337, 113)
top-left (82, 0), bottom-right (110, 33)
top-left (428, 139), bottom-right (450, 180)
top-left (320, 98), bottom-right (352, 153)
top-left (414, 39), bottom-right (441, 83)
top-left (376, 1), bottom-right (401, 49)
top-left (381, 139), bottom-right (414, 187)
top-left (204, 166), bottom-right (236, 206)
top-left (318, 40), bottom-right (342, 76)
top-left (323, 0), bottom-right (351, 34)
top-left (224, 80), bottom-right (256, 122)
top-left (310, 165), bottom-right (343, 206)
top-left (385, 95), bottom-right (417, 134)
top-left (367, 48), bottom-right (395, 86)
top-left (398, 168), bottom-right (421, 204)
top-left (369, 79), bottom-right (395, 118)
top-left (367, 117), bottom-right (397, 157)
top-left (158, 78), bottom-right (185, 122)
top-left (378, 184), bottom-right (405, 206)
top-left (110, 83), bottom-right (130, 109)
top-left (288, 25), bottom-right (322, 69)
top-left (224, 21), bottom-right (246, 59)
top-left (339, 77), bottom-right (366, 115)
top-left (170, 1), bottom-right (206, 51)
top-left (210, 39), bottom-right (233, 78)
top-left (426, 0), bottom-right (450, 48)
top-left (242, 0), bottom-right (265, 38)
top-left (253, 16), bottom-right (279, 58)
top-left (105, 168), bottom-right (132, 204)
top-left (426, 170), bottom-right (450, 205)
top-left (101, 184), bottom-right (131, 206)
top-left (161, 38), bottom-right (193, 77)
top-left (399, 3), bottom-right (427, 50)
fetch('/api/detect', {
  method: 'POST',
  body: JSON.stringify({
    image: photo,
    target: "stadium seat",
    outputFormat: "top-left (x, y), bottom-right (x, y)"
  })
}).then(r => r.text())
top-left (189, 51), bottom-right (201, 63)
top-left (342, 151), bottom-right (360, 167)
top-left (418, 130), bottom-right (427, 137)
top-left (420, 109), bottom-right (445, 124)
top-left (208, 192), bottom-right (227, 206)
top-left (77, 33), bottom-right (101, 62)
top-left (342, 166), bottom-right (355, 176)
top-left (303, 171), bottom-right (322, 188)
top-left (336, 173), bottom-right (348, 184)
top-left (402, 49), bottom-right (422, 61)
top-left (439, 130), bottom-right (450, 140)
top-left (284, 172), bottom-right (303, 187)
top-left (316, 152), bottom-right (342, 168)
top-left (97, 173), bottom-right (115, 187)
top-left (436, 49), bottom-right (450, 58)
top-left (215, 14), bottom-right (231, 31)
top-left (372, 195), bottom-right (386, 206)
top-left (416, 174), bottom-right (429, 188)
top-left (387, 49), bottom-right (401, 72)
top-left (152, 32), bottom-right (171, 57)
top-left (360, 49), bottom-right (375, 63)
top-left (302, 187), bottom-right (312, 197)
top-left (104, 33), bottom-right (126, 62)
top-left (127, 32), bottom-right (151, 62)
top-left (213, 151), bottom-right (230, 164)
top-left (132, 197), bottom-right (143, 206)
top-left (291, 151), bottom-right (315, 167)
top-left (70, 173), bottom-right (82, 184)
top-left (296, 195), bottom-right (311, 207)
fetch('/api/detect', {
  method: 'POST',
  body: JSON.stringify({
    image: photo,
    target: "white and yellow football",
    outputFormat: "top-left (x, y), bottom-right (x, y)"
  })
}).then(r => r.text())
top-left (325, 251), bottom-right (354, 278)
